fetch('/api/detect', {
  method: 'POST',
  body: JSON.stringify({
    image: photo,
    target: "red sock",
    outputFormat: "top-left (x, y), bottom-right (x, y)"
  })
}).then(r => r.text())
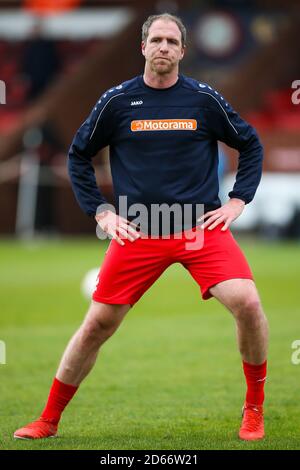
top-left (242, 360), bottom-right (267, 406)
top-left (40, 377), bottom-right (78, 424)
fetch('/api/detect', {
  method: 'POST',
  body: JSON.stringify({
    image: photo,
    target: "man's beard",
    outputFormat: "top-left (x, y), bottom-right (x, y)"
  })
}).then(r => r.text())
top-left (150, 58), bottom-right (174, 75)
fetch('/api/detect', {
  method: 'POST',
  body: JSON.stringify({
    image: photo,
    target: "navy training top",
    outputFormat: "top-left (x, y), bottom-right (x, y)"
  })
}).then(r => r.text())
top-left (68, 74), bottom-right (263, 232)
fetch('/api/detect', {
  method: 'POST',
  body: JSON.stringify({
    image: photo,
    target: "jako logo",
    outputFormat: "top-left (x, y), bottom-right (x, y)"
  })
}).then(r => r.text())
top-left (0, 80), bottom-right (6, 104)
top-left (131, 100), bottom-right (143, 106)
top-left (131, 119), bottom-right (197, 132)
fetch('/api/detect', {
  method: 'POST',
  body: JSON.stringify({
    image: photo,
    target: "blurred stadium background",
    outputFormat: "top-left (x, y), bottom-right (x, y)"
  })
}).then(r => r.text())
top-left (0, 0), bottom-right (300, 450)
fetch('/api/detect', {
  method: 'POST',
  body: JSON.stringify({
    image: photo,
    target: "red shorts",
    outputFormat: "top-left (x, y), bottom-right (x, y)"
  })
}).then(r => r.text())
top-left (92, 226), bottom-right (253, 306)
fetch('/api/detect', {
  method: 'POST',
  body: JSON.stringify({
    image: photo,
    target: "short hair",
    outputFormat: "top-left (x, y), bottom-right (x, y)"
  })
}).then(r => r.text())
top-left (142, 13), bottom-right (187, 48)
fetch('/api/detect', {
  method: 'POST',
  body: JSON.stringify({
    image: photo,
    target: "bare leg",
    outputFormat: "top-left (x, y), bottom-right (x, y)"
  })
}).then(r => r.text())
top-left (210, 278), bottom-right (269, 440)
top-left (13, 301), bottom-right (131, 439)
top-left (209, 279), bottom-right (268, 364)
top-left (56, 301), bottom-right (131, 386)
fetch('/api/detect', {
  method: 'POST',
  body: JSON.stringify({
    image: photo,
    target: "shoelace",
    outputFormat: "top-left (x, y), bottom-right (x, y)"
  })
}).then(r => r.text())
top-left (242, 407), bottom-right (263, 432)
top-left (19, 418), bottom-right (57, 436)
top-left (25, 418), bottom-right (54, 427)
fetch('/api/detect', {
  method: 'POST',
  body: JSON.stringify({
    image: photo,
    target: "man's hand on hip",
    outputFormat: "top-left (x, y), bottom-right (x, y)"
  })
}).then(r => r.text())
top-left (198, 198), bottom-right (245, 231)
top-left (95, 210), bottom-right (141, 246)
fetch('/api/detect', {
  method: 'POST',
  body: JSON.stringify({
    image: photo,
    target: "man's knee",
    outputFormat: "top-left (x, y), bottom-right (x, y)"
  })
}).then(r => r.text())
top-left (81, 302), bottom-right (130, 344)
top-left (232, 294), bottom-right (264, 325)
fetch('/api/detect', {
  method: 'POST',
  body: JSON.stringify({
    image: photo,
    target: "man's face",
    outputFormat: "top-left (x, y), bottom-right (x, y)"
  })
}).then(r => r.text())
top-left (142, 19), bottom-right (185, 75)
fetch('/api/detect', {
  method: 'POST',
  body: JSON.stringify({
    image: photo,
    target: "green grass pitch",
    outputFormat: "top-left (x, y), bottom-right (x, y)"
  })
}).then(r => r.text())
top-left (0, 236), bottom-right (299, 450)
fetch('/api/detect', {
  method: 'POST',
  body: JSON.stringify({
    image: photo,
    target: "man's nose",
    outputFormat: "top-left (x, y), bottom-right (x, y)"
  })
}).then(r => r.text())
top-left (159, 39), bottom-right (169, 52)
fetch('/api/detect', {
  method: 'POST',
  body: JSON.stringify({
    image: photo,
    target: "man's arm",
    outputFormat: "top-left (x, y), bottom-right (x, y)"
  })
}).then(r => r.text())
top-left (68, 98), bottom-right (113, 217)
top-left (200, 91), bottom-right (263, 230)
top-left (68, 93), bottom-right (140, 244)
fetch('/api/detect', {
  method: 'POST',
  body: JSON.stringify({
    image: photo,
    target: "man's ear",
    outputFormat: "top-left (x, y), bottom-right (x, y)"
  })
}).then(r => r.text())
top-left (180, 46), bottom-right (186, 60)
top-left (141, 41), bottom-right (146, 56)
